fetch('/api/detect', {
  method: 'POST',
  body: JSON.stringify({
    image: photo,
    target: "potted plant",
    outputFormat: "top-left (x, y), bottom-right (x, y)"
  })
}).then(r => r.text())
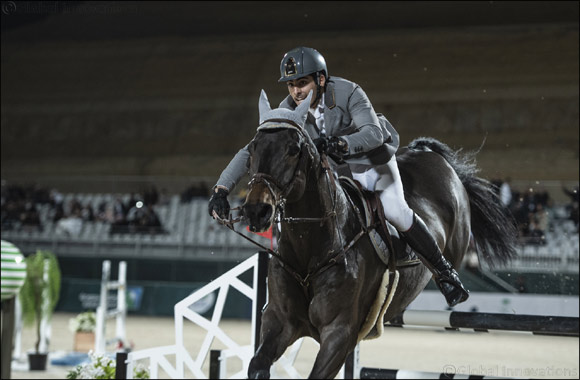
top-left (69, 311), bottom-right (96, 352)
top-left (19, 250), bottom-right (61, 371)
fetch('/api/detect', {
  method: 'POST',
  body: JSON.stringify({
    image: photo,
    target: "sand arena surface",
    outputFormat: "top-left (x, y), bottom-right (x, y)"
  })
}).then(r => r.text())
top-left (9, 312), bottom-right (579, 379)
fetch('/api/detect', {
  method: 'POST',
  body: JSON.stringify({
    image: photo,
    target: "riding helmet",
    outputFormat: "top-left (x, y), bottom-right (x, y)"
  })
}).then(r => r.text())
top-left (278, 47), bottom-right (328, 82)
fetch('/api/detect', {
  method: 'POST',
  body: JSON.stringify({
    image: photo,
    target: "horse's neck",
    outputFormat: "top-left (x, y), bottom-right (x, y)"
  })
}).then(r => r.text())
top-left (281, 165), bottom-right (350, 266)
top-left (286, 163), bottom-right (344, 224)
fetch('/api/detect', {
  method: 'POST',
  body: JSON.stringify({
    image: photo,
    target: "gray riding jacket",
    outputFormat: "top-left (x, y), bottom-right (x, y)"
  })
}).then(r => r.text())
top-left (216, 77), bottom-right (399, 192)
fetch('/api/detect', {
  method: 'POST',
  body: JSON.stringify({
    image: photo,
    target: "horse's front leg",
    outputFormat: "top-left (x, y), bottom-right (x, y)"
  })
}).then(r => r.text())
top-left (307, 261), bottom-right (362, 380)
top-left (308, 318), bottom-right (357, 379)
top-left (248, 262), bottom-right (308, 379)
top-left (247, 304), bottom-right (303, 379)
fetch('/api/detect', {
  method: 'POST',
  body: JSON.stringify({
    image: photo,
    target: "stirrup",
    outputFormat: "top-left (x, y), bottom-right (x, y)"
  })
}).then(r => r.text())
top-left (435, 269), bottom-right (469, 307)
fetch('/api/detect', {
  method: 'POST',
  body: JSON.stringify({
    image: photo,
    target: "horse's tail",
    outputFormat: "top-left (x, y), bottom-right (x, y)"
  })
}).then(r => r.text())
top-left (408, 137), bottom-right (518, 266)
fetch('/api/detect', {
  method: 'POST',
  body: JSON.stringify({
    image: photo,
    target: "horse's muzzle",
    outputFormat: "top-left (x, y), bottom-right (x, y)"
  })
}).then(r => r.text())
top-left (242, 202), bottom-right (274, 233)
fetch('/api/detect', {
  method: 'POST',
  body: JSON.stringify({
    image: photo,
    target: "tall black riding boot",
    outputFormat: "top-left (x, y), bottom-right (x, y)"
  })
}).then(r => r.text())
top-left (401, 213), bottom-right (469, 307)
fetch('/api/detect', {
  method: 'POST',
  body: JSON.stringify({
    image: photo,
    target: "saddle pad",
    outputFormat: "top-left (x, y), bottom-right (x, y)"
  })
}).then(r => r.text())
top-left (357, 269), bottom-right (400, 343)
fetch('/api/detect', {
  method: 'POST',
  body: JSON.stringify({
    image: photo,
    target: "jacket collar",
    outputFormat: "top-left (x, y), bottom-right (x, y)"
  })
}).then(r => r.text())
top-left (324, 80), bottom-right (336, 109)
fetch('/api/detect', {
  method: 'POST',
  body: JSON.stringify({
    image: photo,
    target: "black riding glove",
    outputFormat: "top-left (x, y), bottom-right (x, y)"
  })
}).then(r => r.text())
top-left (208, 187), bottom-right (230, 220)
top-left (313, 136), bottom-right (349, 160)
top-left (328, 136), bottom-right (349, 157)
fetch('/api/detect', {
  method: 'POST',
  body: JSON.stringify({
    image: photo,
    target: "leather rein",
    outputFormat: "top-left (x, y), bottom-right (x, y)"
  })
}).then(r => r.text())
top-left (214, 122), bottom-right (367, 291)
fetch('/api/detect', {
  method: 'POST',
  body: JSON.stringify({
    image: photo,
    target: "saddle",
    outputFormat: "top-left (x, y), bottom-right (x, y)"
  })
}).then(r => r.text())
top-left (339, 176), bottom-right (421, 268)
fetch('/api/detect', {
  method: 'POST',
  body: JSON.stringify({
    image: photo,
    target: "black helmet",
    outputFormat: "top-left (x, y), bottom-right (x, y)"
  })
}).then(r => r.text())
top-left (279, 47), bottom-right (328, 82)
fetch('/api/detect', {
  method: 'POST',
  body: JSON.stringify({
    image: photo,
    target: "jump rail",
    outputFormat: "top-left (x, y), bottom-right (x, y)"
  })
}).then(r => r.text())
top-left (385, 309), bottom-right (579, 337)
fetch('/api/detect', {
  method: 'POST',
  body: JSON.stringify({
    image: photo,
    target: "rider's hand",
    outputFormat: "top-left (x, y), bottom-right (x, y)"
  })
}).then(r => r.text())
top-left (327, 136), bottom-right (349, 158)
top-left (312, 136), bottom-right (348, 157)
top-left (208, 187), bottom-right (230, 220)
top-left (313, 136), bottom-right (349, 160)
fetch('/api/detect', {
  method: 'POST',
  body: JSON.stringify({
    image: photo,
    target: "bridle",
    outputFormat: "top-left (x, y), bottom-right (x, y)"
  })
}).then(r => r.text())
top-left (215, 120), bottom-right (367, 292)
top-left (247, 122), bottom-right (335, 225)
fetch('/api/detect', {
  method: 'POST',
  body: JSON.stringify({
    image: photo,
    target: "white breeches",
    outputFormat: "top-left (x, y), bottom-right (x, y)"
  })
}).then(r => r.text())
top-left (351, 155), bottom-right (414, 232)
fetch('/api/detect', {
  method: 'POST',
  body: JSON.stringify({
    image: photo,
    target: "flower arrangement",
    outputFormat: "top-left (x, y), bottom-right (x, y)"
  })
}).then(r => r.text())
top-left (66, 351), bottom-right (149, 379)
top-left (69, 311), bottom-right (97, 333)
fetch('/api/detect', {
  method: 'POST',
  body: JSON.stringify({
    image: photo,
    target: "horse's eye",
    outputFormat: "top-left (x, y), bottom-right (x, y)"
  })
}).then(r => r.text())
top-left (287, 144), bottom-right (300, 156)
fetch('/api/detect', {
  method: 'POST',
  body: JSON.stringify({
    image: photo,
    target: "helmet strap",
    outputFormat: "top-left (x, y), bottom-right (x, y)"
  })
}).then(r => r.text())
top-left (313, 72), bottom-right (323, 106)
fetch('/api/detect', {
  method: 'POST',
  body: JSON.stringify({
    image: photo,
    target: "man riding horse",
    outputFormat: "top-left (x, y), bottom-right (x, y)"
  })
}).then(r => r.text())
top-left (209, 46), bottom-right (469, 307)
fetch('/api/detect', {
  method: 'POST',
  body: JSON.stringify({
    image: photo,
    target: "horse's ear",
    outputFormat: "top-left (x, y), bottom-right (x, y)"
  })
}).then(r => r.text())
top-left (258, 89), bottom-right (272, 124)
top-left (295, 90), bottom-right (313, 127)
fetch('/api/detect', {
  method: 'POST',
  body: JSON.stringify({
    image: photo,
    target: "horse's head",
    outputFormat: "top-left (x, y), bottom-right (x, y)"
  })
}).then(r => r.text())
top-left (242, 90), bottom-right (319, 232)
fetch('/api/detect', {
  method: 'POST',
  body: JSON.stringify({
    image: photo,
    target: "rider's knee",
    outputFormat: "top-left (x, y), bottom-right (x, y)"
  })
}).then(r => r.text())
top-left (381, 194), bottom-right (414, 231)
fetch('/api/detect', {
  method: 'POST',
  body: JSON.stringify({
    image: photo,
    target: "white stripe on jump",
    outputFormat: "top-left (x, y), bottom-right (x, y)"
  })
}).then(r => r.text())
top-left (402, 310), bottom-right (452, 328)
top-left (395, 369), bottom-right (447, 379)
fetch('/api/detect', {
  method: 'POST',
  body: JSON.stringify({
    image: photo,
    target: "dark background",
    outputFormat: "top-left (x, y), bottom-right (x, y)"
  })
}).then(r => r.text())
top-left (2, 1), bottom-right (579, 193)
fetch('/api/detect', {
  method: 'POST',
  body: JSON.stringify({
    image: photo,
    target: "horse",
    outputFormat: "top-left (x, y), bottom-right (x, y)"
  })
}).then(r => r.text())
top-left (241, 90), bottom-right (517, 379)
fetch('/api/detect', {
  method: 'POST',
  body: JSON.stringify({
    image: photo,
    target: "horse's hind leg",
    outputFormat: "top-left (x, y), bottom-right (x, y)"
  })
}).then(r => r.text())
top-left (248, 306), bottom-right (303, 379)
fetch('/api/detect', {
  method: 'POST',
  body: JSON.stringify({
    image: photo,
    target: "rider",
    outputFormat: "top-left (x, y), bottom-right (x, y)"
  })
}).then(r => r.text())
top-left (209, 46), bottom-right (469, 307)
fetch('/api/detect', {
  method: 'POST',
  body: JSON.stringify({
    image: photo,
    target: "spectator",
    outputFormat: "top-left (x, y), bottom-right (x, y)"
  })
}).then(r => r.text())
top-left (49, 188), bottom-right (64, 208)
top-left (125, 193), bottom-right (139, 210)
top-left (528, 203), bottom-right (549, 245)
top-left (110, 197), bottom-right (129, 234)
top-left (96, 200), bottom-right (109, 222)
top-left (126, 201), bottom-right (146, 233)
top-left (49, 202), bottom-right (65, 222)
top-left (81, 203), bottom-right (95, 222)
top-left (511, 197), bottom-right (530, 241)
top-left (55, 211), bottom-right (83, 236)
top-left (126, 201), bottom-right (164, 234)
top-left (140, 204), bottom-right (163, 234)
top-left (562, 185), bottom-right (579, 229)
top-left (143, 185), bottom-right (159, 206)
top-left (19, 201), bottom-right (42, 232)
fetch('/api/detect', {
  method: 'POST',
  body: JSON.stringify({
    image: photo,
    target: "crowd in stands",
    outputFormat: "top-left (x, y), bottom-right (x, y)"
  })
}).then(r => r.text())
top-left (3, 180), bottom-right (578, 244)
top-left (0, 182), bottom-right (167, 236)
top-left (562, 185), bottom-right (579, 229)
top-left (0, 182), bottom-right (48, 232)
top-left (107, 190), bottom-right (166, 235)
top-left (492, 178), bottom-right (579, 246)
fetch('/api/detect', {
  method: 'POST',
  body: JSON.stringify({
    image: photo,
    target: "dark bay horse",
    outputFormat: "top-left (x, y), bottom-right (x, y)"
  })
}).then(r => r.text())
top-left (242, 91), bottom-right (517, 379)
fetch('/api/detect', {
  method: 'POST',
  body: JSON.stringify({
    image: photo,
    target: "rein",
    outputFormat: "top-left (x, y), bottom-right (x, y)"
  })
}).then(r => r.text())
top-left (214, 206), bottom-right (366, 290)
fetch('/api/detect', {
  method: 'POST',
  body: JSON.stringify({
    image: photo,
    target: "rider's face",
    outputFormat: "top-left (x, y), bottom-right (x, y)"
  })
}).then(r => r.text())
top-left (286, 74), bottom-right (325, 107)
